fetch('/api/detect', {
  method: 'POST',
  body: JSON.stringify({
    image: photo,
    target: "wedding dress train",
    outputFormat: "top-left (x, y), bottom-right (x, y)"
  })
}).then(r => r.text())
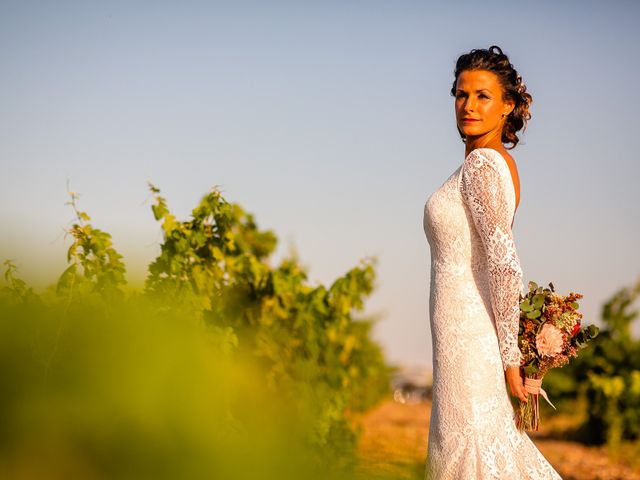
top-left (422, 148), bottom-right (562, 479)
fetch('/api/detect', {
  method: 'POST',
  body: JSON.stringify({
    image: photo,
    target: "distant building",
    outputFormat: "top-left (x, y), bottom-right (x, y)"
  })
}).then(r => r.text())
top-left (390, 364), bottom-right (432, 404)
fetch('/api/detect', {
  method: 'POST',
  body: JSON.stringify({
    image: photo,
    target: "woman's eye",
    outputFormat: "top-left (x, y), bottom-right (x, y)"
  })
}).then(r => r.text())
top-left (479, 94), bottom-right (489, 99)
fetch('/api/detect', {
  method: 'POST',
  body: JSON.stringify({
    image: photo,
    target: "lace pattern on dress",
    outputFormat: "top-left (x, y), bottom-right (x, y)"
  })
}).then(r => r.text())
top-left (423, 147), bottom-right (562, 479)
top-left (460, 148), bottom-right (524, 370)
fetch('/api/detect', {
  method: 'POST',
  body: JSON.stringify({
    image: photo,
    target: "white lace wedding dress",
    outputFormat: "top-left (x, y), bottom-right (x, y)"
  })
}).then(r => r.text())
top-left (422, 148), bottom-right (562, 479)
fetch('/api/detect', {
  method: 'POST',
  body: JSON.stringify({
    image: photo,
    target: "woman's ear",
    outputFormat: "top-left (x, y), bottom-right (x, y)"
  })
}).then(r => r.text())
top-left (504, 99), bottom-right (515, 117)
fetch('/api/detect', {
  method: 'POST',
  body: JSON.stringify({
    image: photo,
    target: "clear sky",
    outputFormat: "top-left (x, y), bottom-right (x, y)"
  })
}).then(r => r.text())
top-left (1, 0), bottom-right (639, 368)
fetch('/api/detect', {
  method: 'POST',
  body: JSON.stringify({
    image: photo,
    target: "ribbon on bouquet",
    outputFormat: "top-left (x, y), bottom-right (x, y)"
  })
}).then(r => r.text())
top-left (524, 377), bottom-right (556, 410)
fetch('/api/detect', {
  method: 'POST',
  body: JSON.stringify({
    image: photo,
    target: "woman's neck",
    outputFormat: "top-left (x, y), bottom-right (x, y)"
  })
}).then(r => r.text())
top-left (464, 131), bottom-right (504, 157)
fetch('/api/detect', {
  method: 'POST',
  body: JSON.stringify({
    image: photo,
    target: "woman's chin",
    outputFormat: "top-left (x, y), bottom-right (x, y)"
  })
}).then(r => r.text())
top-left (460, 126), bottom-right (485, 137)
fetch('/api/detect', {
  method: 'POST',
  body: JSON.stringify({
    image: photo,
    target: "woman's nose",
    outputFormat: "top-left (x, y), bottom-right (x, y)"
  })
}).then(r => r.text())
top-left (464, 98), bottom-right (477, 112)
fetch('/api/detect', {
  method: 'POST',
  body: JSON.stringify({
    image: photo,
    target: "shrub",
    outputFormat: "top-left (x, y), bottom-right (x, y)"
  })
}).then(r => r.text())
top-left (0, 185), bottom-right (393, 479)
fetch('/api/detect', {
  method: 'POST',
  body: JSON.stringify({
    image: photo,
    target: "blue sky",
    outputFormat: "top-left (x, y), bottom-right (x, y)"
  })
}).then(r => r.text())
top-left (1, 0), bottom-right (639, 368)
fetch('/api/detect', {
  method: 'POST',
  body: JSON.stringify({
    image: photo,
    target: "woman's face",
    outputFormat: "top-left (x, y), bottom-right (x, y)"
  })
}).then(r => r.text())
top-left (454, 69), bottom-right (514, 141)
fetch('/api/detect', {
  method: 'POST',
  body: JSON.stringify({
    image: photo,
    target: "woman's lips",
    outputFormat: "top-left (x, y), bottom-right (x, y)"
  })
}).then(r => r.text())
top-left (462, 118), bottom-right (479, 122)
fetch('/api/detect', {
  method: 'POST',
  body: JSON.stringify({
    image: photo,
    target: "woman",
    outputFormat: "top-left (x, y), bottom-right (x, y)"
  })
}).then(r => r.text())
top-left (423, 46), bottom-right (562, 479)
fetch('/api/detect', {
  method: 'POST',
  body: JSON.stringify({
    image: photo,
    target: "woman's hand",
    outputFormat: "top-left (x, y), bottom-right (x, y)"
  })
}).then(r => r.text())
top-left (505, 366), bottom-right (528, 403)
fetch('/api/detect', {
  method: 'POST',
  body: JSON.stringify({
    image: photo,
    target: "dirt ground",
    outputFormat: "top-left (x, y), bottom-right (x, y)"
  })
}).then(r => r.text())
top-left (353, 397), bottom-right (640, 480)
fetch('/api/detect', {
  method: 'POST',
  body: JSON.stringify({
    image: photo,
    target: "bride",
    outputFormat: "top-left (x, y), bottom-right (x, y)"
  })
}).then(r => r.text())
top-left (423, 46), bottom-right (563, 479)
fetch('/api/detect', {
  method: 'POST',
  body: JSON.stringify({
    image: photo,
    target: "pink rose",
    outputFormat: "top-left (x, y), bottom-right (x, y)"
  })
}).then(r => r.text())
top-left (536, 324), bottom-right (564, 357)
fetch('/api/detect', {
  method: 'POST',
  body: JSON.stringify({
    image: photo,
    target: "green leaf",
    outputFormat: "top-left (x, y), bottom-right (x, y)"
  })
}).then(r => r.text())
top-left (587, 325), bottom-right (600, 338)
top-left (520, 299), bottom-right (533, 312)
top-left (524, 364), bottom-right (540, 376)
top-left (147, 181), bottom-right (160, 193)
top-left (526, 309), bottom-right (541, 319)
top-left (532, 294), bottom-right (545, 309)
top-left (152, 203), bottom-right (168, 221)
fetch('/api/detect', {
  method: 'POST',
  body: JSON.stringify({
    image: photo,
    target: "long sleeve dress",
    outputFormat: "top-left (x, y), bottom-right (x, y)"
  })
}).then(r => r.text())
top-left (422, 148), bottom-right (562, 479)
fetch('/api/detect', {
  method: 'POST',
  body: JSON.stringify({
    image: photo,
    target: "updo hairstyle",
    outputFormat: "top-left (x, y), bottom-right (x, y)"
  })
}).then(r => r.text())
top-left (451, 45), bottom-right (532, 149)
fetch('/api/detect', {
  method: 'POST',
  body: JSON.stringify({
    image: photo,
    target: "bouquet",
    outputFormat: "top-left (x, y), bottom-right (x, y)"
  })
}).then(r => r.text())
top-left (515, 281), bottom-right (599, 431)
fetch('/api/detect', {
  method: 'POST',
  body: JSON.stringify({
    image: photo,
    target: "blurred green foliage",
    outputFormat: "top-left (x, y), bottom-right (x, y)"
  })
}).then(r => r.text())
top-left (0, 185), bottom-right (395, 480)
top-left (545, 278), bottom-right (640, 446)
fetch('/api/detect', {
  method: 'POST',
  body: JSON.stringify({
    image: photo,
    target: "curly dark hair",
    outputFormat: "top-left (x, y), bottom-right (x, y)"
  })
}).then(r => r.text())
top-left (451, 45), bottom-right (532, 149)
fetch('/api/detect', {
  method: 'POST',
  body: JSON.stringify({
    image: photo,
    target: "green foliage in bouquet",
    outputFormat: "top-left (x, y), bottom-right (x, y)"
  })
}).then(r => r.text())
top-left (515, 281), bottom-right (599, 431)
top-left (545, 278), bottom-right (640, 447)
top-left (518, 281), bottom-right (599, 378)
top-left (0, 185), bottom-right (394, 480)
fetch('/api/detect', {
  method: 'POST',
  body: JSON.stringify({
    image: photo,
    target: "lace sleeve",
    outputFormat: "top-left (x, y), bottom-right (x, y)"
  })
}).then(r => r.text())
top-left (460, 149), bottom-right (523, 370)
